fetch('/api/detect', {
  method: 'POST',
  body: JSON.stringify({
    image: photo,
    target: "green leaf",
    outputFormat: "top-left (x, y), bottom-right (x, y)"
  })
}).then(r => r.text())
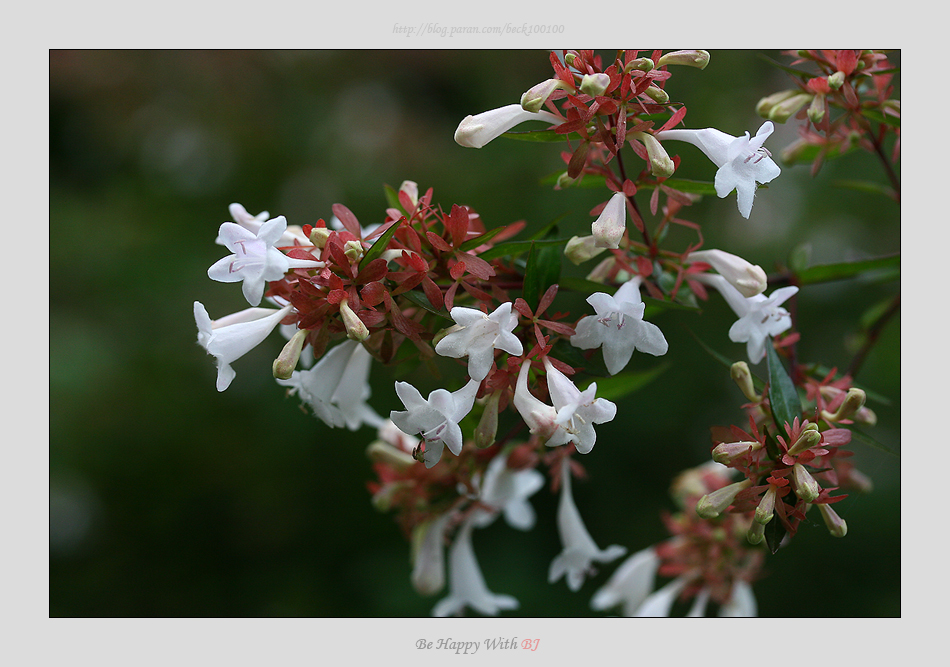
top-left (764, 512), bottom-right (788, 554)
top-left (558, 277), bottom-right (616, 296)
top-left (359, 217), bottom-right (402, 271)
top-left (788, 243), bottom-right (812, 274)
top-left (781, 140), bottom-right (857, 166)
top-left (399, 289), bottom-right (453, 320)
top-left (831, 179), bottom-right (896, 199)
top-left (861, 108), bottom-right (901, 128)
top-left (581, 363), bottom-right (668, 401)
top-left (758, 54), bottom-right (812, 80)
top-left (686, 330), bottom-right (765, 394)
top-left (383, 184), bottom-right (406, 215)
top-left (860, 296), bottom-right (897, 330)
top-left (849, 427), bottom-right (899, 456)
top-left (764, 431), bottom-right (782, 461)
top-left (529, 214), bottom-right (570, 240)
top-left (459, 226), bottom-right (506, 252)
top-left (766, 342), bottom-right (803, 439)
top-left (796, 254), bottom-right (899, 285)
top-left (502, 128), bottom-right (579, 143)
top-left (522, 232), bottom-right (562, 311)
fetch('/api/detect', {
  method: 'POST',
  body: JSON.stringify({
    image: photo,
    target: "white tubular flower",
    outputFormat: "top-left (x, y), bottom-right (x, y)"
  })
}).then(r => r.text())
top-left (195, 301), bottom-right (292, 392)
top-left (328, 342), bottom-right (385, 430)
top-left (687, 248), bottom-right (768, 298)
top-left (590, 192), bottom-right (628, 249)
top-left (686, 587), bottom-right (712, 617)
top-left (696, 273), bottom-right (798, 364)
top-left (455, 104), bottom-right (560, 149)
top-left (470, 455), bottom-right (545, 531)
top-left (549, 464), bottom-right (627, 591)
top-left (224, 203), bottom-right (310, 247)
top-left (655, 121), bottom-right (781, 219)
top-left (435, 302), bottom-right (523, 382)
top-left (432, 520), bottom-right (518, 617)
top-left (718, 579), bottom-right (757, 617)
top-left (545, 358), bottom-right (617, 455)
top-left (411, 512), bottom-right (452, 596)
top-left (209, 215), bottom-right (323, 307)
top-left (390, 378), bottom-right (480, 468)
top-left (277, 340), bottom-right (384, 430)
top-left (571, 277), bottom-right (669, 375)
top-left (634, 574), bottom-right (691, 616)
top-left (512, 361), bottom-right (561, 444)
top-left (513, 359), bottom-right (617, 454)
top-left (590, 547), bottom-right (660, 616)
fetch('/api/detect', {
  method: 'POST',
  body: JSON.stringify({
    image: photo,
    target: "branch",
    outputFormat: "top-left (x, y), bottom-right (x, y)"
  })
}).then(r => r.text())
top-left (846, 293), bottom-right (900, 379)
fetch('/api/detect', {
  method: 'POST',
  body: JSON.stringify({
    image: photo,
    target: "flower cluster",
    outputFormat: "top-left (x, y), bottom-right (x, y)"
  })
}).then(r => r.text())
top-left (756, 50), bottom-right (900, 193)
top-left (592, 462), bottom-right (762, 616)
top-left (192, 49), bottom-right (896, 617)
top-left (693, 361), bottom-right (875, 549)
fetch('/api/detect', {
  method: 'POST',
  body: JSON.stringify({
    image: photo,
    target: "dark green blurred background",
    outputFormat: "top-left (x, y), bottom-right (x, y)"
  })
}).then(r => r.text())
top-left (50, 50), bottom-right (899, 617)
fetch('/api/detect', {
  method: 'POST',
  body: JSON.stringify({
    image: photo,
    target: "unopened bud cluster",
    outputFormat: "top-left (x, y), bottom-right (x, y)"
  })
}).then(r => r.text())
top-left (696, 365), bottom-right (873, 547)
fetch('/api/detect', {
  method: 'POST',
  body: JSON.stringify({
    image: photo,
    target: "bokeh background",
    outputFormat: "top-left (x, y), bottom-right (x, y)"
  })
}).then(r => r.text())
top-left (50, 50), bottom-right (899, 617)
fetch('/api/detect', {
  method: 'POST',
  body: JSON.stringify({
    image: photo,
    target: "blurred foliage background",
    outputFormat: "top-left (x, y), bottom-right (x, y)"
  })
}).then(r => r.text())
top-left (50, 50), bottom-right (899, 617)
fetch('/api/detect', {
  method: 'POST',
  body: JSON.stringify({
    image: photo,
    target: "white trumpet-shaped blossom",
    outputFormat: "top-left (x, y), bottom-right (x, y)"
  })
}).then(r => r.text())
top-left (549, 463), bottom-right (627, 591)
top-left (411, 512), bottom-right (452, 596)
top-left (656, 121), bottom-right (781, 219)
top-left (390, 379), bottom-right (480, 468)
top-left (590, 546), bottom-right (661, 616)
top-left (470, 454), bottom-right (545, 531)
top-left (696, 273), bottom-right (798, 364)
top-left (686, 248), bottom-right (767, 298)
top-left (432, 520), bottom-right (519, 617)
top-left (591, 543), bottom-right (758, 616)
top-left (455, 104), bottom-right (560, 149)
top-left (512, 358), bottom-right (616, 455)
top-left (633, 575), bottom-right (692, 617)
top-left (590, 192), bottom-right (628, 249)
top-left (435, 302), bottom-right (523, 382)
top-left (570, 276), bottom-right (669, 375)
top-left (717, 580), bottom-right (758, 617)
top-left (223, 203), bottom-right (310, 247)
top-left (639, 578), bottom-right (756, 617)
top-left (195, 301), bottom-right (293, 392)
top-left (277, 339), bottom-right (384, 430)
top-left (208, 215), bottom-right (323, 306)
